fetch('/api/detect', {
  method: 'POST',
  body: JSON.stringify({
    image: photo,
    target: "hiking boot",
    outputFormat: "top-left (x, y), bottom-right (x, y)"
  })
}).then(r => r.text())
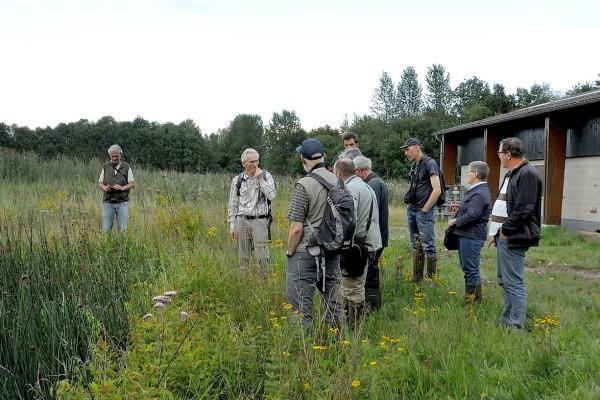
top-left (365, 287), bottom-right (381, 312)
top-left (347, 301), bottom-right (366, 331)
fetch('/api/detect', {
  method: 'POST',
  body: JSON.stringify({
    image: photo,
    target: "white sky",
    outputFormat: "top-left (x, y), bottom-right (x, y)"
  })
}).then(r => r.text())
top-left (1, 0), bottom-right (599, 135)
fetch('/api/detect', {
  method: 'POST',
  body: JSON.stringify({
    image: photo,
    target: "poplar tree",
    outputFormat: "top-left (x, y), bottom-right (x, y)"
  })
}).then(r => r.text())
top-left (370, 71), bottom-right (398, 122)
top-left (425, 64), bottom-right (453, 116)
top-left (396, 66), bottom-right (422, 117)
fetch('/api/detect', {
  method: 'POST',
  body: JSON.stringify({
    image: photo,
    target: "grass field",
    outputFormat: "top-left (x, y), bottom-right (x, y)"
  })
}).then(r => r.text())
top-left (1, 149), bottom-right (599, 399)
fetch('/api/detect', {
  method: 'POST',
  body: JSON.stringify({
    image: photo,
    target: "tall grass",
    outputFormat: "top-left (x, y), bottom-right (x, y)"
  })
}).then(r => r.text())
top-left (0, 212), bottom-right (160, 399)
top-left (1, 148), bottom-right (598, 399)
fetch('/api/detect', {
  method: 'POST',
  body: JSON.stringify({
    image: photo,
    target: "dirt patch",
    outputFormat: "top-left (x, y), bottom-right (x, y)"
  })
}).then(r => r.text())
top-left (566, 268), bottom-right (600, 280)
top-left (526, 266), bottom-right (600, 280)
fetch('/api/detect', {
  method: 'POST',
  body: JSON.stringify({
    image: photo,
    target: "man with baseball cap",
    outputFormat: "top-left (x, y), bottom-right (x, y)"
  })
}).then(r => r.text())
top-left (285, 138), bottom-right (342, 331)
top-left (401, 137), bottom-right (442, 283)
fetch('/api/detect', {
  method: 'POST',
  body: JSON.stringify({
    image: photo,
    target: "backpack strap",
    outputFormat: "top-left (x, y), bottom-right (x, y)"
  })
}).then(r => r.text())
top-left (235, 173), bottom-right (245, 196)
top-left (308, 172), bottom-right (334, 191)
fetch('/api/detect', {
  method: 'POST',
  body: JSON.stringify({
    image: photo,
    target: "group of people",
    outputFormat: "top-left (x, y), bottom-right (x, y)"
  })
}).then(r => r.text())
top-left (99, 133), bottom-right (542, 332)
top-left (402, 135), bottom-right (542, 330)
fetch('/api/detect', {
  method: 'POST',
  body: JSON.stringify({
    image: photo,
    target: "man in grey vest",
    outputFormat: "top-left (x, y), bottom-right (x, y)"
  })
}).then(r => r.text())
top-left (97, 144), bottom-right (136, 233)
top-left (227, 148), bottom-right (276, 277)
top-left (286, 138), bottom-right (341, 331)
top-left (335, 158), bottom-right (381, 329)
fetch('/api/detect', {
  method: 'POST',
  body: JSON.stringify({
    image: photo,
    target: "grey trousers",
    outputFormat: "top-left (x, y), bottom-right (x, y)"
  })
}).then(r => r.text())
top-left (236, 217), bottom-right (270, 276)
top-left (285, 250), bottom-right (341, 329)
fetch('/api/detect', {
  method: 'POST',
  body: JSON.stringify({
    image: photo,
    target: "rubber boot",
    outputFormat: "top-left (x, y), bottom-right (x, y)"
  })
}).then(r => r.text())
top-left (426, 256), bottom-right (437, 281)
top-left (465, 284), bottom-right (483, 304)
top-left (412, 233), bottom-right (424, 283)
top-left (474, 284), bottom-right (483, 303)
top-left (465, 284), bottom-right (477, 304)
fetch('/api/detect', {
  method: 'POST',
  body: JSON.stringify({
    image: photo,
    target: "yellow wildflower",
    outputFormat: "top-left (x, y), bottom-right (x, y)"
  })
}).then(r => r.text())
top-left (282, 351), bottom-right (290, 357)
top-left (312, 345), bottom-right (327, 351)
top-left (351, 380), bottom-right (361, 388)
top-left (282, 303), bottom-right (293, 310)
top-left (369, 361), bottom-right (377, 366)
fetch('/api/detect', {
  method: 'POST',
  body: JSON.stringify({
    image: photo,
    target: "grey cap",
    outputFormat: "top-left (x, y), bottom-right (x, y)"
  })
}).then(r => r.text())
top-left (400, 137), bottom-right (422, 149)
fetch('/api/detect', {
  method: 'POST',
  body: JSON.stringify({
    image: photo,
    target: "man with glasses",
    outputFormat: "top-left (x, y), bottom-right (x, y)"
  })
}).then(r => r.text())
top-left (227, 148), bottom-right (276, 277)
top-left (488, 137), bottom-right (542, 330)
top-left (401, 138), bottom-right (442, 283)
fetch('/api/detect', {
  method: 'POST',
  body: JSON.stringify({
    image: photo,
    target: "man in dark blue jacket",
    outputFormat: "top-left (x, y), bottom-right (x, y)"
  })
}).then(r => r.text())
top-left (448, 161), bottom-right (491, 302)
top-left (488, 137), bottom-right (542, 329)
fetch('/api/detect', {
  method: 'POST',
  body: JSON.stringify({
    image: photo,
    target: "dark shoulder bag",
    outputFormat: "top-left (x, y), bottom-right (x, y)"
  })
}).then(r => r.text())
top-left (340, 197), bottom-right (374, 277)
top-left (444, 225), bottom-right (459, 251)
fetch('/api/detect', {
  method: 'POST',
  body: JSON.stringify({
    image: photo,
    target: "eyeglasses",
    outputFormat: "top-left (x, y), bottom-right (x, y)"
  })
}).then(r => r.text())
top-left (496, 151), bottom-right (508, 156)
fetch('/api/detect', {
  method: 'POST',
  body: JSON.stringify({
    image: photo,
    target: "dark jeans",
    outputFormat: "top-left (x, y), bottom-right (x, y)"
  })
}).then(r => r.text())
top-left (457, 236), bottom-right (484, 285)
top-left (285, 250), bottom-right (341, 329)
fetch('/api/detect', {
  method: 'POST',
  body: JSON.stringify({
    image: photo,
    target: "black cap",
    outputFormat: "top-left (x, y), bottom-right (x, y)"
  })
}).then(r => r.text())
top-left (296, 138), bottom-right (325, 160)
top-left (400, 137), bottom-right (422, 149)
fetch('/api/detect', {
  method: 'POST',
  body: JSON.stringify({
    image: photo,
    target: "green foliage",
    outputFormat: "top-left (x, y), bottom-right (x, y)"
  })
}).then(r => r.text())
top-left (566, 79), bottom-right (600, 96)
top-left (516, 82), bottom-right (558, 108)
top-left (264, 110), bottom-right (306, 174)
top-left (217, 114), bottom-right (265, 172)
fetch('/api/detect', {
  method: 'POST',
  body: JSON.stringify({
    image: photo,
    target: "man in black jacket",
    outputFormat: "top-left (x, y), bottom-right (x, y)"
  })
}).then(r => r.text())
top-left (354, 155), bottom-right (389, 311)
top-left (488, 137), bottom-right (542, 329)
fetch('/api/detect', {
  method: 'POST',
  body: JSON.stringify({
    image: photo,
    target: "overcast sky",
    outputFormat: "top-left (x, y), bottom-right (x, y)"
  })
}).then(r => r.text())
top-left (1, 0), bottom-right (599, 134)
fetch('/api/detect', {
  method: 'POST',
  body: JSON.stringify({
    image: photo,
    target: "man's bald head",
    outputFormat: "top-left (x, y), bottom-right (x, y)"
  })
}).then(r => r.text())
top-left (334, 158), bottom-right (355, 179)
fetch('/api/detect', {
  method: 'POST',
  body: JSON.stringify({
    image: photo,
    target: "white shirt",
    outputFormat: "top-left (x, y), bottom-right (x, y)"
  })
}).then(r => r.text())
top-left (488, 177), bottom-right (509, 237)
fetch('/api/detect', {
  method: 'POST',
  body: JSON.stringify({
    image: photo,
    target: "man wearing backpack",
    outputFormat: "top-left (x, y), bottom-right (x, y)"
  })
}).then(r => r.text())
top-left (286, 139), bottom-right (349, 331)
top-left (335, 158), bottom-right (382, 329)
top-left (227, 148), bottom-right (276, 277)
top-left (401, 138), bottom-right (442, 283)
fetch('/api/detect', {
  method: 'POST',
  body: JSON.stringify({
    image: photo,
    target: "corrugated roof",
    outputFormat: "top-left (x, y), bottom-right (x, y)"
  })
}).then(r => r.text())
top-left (435, 89), bottom-right (600, 136)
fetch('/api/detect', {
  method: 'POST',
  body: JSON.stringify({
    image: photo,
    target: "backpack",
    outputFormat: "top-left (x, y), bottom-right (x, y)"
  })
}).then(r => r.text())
top-left (307, 172), bottom-right (356, 254)
top-left (422, 157), bottom-right (448, 207)
top-left (436, 165), bottom-right (448, 207)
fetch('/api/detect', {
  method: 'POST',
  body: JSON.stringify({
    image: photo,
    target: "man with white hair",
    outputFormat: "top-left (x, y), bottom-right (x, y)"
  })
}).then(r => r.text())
top-left (354, 155), bottom-right (389, 311)
top-left (227, 148), bottom-right (276, 277)
top-left (97, 144), bottom-right (136, 233)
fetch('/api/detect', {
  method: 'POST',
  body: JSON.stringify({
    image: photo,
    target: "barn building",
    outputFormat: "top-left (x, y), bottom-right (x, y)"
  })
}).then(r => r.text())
top-left (436, 89), bottom-right (600, 233)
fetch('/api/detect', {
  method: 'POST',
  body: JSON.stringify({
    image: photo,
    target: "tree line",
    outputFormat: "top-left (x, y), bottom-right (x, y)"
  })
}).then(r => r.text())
top-left (1, 67), bottom-right (598, 178)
